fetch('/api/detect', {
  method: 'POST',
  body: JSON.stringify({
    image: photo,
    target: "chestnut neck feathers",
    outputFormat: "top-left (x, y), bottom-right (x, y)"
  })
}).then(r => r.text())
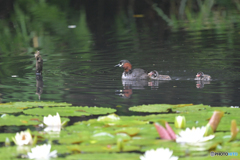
top-left (123, 62), bottom-right (132, 73)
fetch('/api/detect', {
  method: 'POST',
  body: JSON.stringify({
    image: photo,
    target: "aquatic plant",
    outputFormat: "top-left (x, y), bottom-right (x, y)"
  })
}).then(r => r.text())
top-left (174, 116), bottom-right (186, 129)
top-left (12, 130), bottom-right (33, 146)
top-left (140, 148), bottom-right (178, 160)
top-left (43, 113), bottom-right (61, 126)
top-left (176, 126), bottom-right (215, 144)
top-left (27, 144), bottom-right (57, 159)
top-left (0, 101), bottom-right (239, 159)
top-left (154, 122), bottom-right (176, 140)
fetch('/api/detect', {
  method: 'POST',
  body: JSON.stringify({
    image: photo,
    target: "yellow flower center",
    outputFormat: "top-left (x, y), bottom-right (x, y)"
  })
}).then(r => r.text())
top-left (22, 135), bottom-right (26, 140)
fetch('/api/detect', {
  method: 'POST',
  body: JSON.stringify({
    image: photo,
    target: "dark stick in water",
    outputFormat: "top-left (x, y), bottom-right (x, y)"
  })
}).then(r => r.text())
top-left (34, 51), bottom-right (43, 75)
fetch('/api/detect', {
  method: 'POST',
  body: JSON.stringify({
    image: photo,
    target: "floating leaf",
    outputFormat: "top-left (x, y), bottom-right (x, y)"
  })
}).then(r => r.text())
top-left (116, 133), bottom-right (131, 142)
top-left (97, 114), bottom-right (120, 122)
top-left (0, 101), bottom-right (72, 109)
top-left (0, 115), bottom-right (41, 126)
top-left (0, 133), bottom-right (15, 142)
top-left (173, 104), bottom-right (211, 112)
top-left (0, 146), bottom-right (19, 159)
top-left (115, 128), bottom-right (140, 136)
top-left (77, 118), bottom-right (147, 127)
top-left (59, 132), bottom-right (90, 144)
top-left (65, 144), bottom-right (139, 153)
top-left (92, 132), bottom-right (115, 141)
top-left (0, 114), bottom-right (69, 126)
top-left (0, 108), bottom-right (23, 114)
top-left (129, 104), bottom-right (174, 113)
top-left (23, 106), bottom-right (116, 116)
top-left (129, 138), bottom-right (163, 146)
top-left (206, 106), bottom-right (240, 115)
top-left (66, 153), bottom-right (140, 160)
top-left (129, 104), bottom-right (203, 113)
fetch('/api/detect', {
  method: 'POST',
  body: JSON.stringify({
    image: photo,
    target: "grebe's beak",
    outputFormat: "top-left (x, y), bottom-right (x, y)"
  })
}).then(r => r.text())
top-left (196, 74), bottom-right (200, 77)
top-left (115, 63), bottom-right (123, 67)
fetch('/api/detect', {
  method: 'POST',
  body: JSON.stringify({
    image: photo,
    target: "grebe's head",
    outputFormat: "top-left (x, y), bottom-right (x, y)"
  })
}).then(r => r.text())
top-left (148, 70), bottom-right (158, 78)
top-left (196, 71), bottom-right (204, 77)
top-left (115, 60), bottom-right (132, 72)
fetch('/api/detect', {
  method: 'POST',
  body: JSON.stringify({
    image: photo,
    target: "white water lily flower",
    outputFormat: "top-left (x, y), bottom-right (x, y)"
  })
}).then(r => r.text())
top-left (13, 130), bottom-right (33, 146)
top-left (176, 126), bottom-right (215, 144)
top-left (140, 148), bottom-right (178, 160)
top-left (27, 144), bottom-right (57, 159)
top-left (43, 113), bottom-right (61, 127)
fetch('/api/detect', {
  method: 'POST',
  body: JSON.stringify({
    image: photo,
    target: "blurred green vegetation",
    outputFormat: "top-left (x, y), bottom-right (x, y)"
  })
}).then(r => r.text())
top-left (0, 0), bottom-right (240, 54)
top-left (0, 0), bottom-right (239, 56)
top-left (168, 0), bottom-right (240, 31)
top-left (0, 0), bottom-right (92, 55)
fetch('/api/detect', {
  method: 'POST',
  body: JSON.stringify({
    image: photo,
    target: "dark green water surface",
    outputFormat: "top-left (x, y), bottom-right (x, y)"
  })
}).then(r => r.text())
top-left (0, 0), bottom-right (240, 115)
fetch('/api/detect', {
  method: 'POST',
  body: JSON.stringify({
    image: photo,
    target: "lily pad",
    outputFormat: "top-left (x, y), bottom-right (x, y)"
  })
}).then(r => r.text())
top-left (114, 128), bottom-right (140, 136)
top-left (0, 115), bottom-right (42, 126)
top-left (66, 153), bottom-right (140, 160)
top-left (0, 114), bottom-right (69, 126)
top-left (51, 144), bottom-right (140, 154)
top-left (0, 108), bottom-right (23, 114)
top-left (206, 106), bottom-right (240, 116)
top-left (0, 101), bottom-right (72, 109)
top-left (129, 104), bottom-right (194, 113)
top-left (0, 145), bottom-right (65, 160)
top-left (0, 101), bottom-right (238, 160)
top-left (58, 132), bottom-right (90, 144)
top-left (0, 146), bottom-right (21, 159)
top-left (80, 117), bottom-right (147, 127)
top-left (23, 106), bottom-right (116, 116)
top-left (66, 144), bottom-right (140, 152)
top-left (0, 133), bottom-right (15, 142)
top-left (173, 104), bottom-right (211, 112)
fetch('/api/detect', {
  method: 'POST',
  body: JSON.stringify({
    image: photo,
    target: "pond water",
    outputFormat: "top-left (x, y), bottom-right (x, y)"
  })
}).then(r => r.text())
top-left (1, 0), bottom-right (240, 117)
top-left (1, 27), bottom-right (240, 116)
top-left (1, 1), bottom-right (240, 159)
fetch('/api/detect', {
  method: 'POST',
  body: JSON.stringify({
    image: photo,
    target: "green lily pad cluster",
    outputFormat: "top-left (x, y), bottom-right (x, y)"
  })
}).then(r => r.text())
top-left (23, 106), bottom-right (116, 116)
top-left (0, 102), bottom-right (239, 160)
top-left (0, 115), bottom-right (43, 126)
top-left (129, 104), bottom-right (210, 113)
top-left (0, 101), bottom-right (72, 109)
top-left (0, 114), bottom-right (70, 128)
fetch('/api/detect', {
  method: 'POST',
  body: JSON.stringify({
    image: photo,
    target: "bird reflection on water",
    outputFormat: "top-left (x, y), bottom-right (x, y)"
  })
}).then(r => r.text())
top-left (36, 75), bottom-right (43, 100)
top-left (115, 79), bottom-right (148, 99)
top-left (116, 79), bottom-right (171, 98)
top-left (196, 80), bottom-right (211, 89)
